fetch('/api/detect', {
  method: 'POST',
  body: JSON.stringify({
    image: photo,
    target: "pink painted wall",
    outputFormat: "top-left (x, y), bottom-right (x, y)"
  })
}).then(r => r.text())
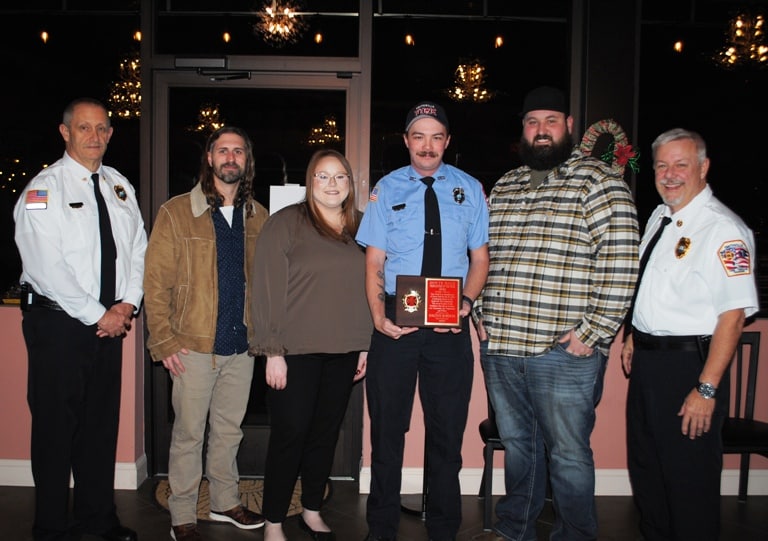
top-left (1, 306), bottom-right (766, 475)
top-left (0, 307), bottom-right (144, 464)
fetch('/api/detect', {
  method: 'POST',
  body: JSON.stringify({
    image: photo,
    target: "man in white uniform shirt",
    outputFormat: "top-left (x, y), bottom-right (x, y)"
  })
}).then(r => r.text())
top-left (621, 128), bottom-right (759, 541)
top-left (14, 98), bottom-right (146, 541)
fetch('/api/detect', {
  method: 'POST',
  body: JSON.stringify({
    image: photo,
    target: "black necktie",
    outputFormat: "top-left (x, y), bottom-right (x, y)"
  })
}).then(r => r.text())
top-left (625, 216), bottom-right (672, 335)
top-left (92, 173), bottom-right (117, 308)
top-left (420, 176), bottom-right (442, 277)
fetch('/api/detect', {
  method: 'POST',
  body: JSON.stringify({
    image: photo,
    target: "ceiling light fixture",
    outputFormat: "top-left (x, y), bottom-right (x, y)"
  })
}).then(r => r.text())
top-left (446, 60), bottom-right (494, 103)
top-left (714, 11), bottom-right (768, 69)
top-left (307, 116), bottom-right (342, 146)
top-left (189, 103), bottom-right (226, 134)
top-left (107, 49), bottom-right (141, 119)
top-left (254, 0), bottom-right (307, 48)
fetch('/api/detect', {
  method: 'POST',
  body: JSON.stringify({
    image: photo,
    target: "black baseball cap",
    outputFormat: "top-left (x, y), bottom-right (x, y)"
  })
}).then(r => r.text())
top-left (404, 102), bottom-right (450, 132)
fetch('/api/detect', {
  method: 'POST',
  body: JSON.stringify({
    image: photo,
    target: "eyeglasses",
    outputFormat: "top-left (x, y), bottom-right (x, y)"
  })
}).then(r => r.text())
top-left (313, 172), bottom-right (350, 185)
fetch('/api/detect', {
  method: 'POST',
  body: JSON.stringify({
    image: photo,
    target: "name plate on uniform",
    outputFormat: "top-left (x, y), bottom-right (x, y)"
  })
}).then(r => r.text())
top-left (395, 275), bottom-right (463, 328)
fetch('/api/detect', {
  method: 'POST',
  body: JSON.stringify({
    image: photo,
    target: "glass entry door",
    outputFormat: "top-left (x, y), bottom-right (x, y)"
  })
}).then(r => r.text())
top-left (146, 69), bottom-right (367, 478)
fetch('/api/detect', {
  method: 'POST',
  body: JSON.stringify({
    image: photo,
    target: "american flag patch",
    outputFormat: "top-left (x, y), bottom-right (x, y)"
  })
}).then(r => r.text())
top-left (25, 189), bottom-right (48, 210)
top-left (369, 187), bottom-right (379, 202)
top-left (718, 240), bottom-right (751, 277)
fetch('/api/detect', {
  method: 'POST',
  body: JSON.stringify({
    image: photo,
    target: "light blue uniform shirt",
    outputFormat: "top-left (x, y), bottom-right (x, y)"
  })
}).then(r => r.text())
top-left (356, 163), bottom-right (489, 294)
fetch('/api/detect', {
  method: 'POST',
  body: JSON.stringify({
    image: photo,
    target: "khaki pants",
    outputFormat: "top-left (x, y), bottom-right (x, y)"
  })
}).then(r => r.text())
top-left (168, 350), bottom-right (254, 526)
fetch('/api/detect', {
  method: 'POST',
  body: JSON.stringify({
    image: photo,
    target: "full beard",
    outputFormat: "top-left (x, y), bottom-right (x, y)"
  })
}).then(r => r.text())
top-left (519, 132), bottom-right (574, 171)
top-left (215, 163), bottom-right (244, 184)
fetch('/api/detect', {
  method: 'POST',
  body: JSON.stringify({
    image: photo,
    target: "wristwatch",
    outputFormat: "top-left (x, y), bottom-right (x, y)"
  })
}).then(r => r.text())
top-left (697, 382), bottom-right (717, 399)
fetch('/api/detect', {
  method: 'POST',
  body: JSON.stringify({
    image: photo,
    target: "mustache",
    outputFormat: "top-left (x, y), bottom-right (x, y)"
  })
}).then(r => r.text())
top-left (416, 151), bottom-right (439, 158)
top-left (659, 178), bottom-right (682, 186)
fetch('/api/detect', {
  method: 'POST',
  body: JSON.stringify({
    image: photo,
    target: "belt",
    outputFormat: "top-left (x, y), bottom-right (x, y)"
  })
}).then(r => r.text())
top-left (34, 294), bottom-right (64, 311)
top-left (632, 328), bottom-right (711, 352)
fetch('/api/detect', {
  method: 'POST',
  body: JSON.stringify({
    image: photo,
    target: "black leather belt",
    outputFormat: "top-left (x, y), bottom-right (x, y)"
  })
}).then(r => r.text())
top-left (632, 328), bottom-right (711, 352)
top-left (34, 294), bottom-right (64, 311)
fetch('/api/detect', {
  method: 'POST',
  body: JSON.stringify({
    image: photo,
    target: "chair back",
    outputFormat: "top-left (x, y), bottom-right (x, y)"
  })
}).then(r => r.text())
top-left (729, 331), bottom-right (761, 421)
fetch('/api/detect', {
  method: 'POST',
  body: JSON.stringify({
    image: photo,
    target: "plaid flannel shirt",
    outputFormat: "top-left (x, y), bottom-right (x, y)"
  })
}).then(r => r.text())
top-left (476, 149), bottom-right (639, 357)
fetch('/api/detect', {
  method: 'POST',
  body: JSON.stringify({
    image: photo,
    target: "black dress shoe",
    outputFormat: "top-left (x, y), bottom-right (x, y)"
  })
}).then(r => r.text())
top-left (362, 534), bottom-right (394, 541)
top-left (298, 516), bottom-right (335, 540)
top-left (100, 525), bottom-right (138, 541)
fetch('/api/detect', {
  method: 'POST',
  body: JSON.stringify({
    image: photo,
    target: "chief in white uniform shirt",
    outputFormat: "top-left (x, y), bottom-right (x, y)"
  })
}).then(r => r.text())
top-left (622, 128), bottom-right (758, 541)
top-left (13, 97), bottom-right (146, 541)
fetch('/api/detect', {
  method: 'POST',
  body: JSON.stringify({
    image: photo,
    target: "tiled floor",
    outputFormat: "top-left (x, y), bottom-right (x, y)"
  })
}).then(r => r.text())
top-left (2, 480), bottom-right (767, 540)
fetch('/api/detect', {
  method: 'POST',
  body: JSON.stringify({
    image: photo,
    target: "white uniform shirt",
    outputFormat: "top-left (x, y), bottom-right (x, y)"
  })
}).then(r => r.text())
top-left (633, 185), bottom-right (759, 336)
top-left (13, 152), bottom-right (147, 325)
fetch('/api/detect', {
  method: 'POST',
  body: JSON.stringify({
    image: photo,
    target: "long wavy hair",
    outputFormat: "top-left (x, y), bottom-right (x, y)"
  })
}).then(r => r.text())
top-left (199, 126), bottom-right (256, 216)
top-left (303, 149), bottom-right (361, 242)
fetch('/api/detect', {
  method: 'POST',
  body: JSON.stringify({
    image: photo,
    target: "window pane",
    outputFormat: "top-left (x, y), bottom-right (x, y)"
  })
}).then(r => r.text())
top-left (167, 87), bottom-right (346, 210)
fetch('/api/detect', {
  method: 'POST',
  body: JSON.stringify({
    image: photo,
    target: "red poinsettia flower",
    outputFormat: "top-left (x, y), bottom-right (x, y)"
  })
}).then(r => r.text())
top-left (613, 144), bottom-right (636, 166)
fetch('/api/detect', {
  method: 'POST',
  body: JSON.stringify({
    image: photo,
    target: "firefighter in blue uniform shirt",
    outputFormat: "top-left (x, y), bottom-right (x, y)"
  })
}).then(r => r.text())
top-left (356, 101), bottom-right (489, 541)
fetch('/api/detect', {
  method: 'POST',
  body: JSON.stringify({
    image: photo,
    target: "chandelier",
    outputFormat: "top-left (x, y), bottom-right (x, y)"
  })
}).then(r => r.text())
top-left (189, 104), bottom-right (225, 134)
top-left (446, 60), bottom-right (494, 103)
top-left (714, 11), bottom-right (768, 69)
top-left (254, 0), bottom-right (307, 48)
top-left (107, 50), bottom-right (141, 119)
top-left (307, 116), bottom-right (342, 146)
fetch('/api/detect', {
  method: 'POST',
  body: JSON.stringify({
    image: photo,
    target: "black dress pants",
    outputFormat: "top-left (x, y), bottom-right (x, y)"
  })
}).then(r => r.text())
top-left (627, 347), bottom-right (727, 541)
top-left (365, 299), bottom-right (473, 540)
top-left (23, 307), bottom-right (123, 541)
top-left (262, 352), bottom-right (359, 522)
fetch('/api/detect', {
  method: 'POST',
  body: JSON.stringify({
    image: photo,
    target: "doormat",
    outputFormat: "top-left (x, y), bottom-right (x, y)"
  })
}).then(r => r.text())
top-left (154, 478), bottom-right (332, 522)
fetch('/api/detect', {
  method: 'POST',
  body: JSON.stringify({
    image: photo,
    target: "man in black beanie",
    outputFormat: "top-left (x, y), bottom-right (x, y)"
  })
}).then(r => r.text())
top-left (472, 86), bottom-right (639, 540)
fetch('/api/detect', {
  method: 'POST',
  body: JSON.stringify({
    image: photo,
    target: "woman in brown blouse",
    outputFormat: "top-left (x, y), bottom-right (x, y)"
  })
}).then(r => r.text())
top-left (249, 149), bottom-right (372, 541)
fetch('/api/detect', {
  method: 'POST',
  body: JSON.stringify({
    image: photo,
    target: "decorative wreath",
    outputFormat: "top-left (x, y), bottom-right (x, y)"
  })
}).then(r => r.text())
top-left (579, 118), bottom-right (640, 175)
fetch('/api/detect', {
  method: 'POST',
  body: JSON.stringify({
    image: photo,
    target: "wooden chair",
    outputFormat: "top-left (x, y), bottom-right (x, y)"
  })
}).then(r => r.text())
top-left (722, 331), bottom-right (768, 502)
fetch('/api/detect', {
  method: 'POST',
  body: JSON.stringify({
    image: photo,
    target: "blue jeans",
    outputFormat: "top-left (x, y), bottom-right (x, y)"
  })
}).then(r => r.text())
top-left (480, 341), bottom-right (607, 541)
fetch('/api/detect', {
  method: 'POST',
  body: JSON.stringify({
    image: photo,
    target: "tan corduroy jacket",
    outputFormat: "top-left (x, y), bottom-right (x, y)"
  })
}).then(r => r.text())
top-left (144, 182), bottom-right (268, 361)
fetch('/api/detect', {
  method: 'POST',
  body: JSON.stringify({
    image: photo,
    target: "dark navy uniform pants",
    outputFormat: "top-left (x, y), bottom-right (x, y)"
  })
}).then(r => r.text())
top-left (365, 298), bottom-right (473, 540)
top-left (627, 347), bottom-right (728, 541)
top-left (23, 306), bottom-right (123, 541)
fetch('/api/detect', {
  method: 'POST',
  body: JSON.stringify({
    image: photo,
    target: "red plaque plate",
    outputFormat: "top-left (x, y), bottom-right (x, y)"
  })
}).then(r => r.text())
top-left (395, 275), bottom-right (463, 328)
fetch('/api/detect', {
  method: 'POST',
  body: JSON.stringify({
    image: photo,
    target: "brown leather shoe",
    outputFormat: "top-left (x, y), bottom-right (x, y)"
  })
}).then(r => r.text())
top-left (170, 523), bottom-right (202, 541)
top-left (209, 505), bottom-right (265, 529)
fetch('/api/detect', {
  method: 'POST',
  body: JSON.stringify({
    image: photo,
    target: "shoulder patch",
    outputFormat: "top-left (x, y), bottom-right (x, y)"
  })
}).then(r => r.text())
top-left (718, 240), bottom-right (751, 277)
top-left (25, 189), bottom-right (48, 210)
top-left (369, 186), bottom-right (379, 202)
